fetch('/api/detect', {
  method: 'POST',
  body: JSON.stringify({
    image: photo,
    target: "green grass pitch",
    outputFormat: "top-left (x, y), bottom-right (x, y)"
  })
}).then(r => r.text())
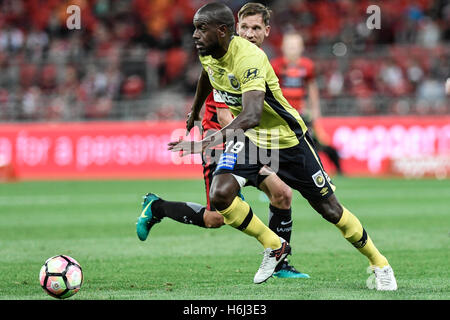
top-left (0, 177), bottom-right (449, 300)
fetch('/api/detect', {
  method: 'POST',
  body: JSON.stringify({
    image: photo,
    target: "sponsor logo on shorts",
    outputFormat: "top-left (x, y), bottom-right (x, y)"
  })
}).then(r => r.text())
top-left (320, 187), bottom-right (329, 196)
top-left (312, 170), bottom-right (326, 187)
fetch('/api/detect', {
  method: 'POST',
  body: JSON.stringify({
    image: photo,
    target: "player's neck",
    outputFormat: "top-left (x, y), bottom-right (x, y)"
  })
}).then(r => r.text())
top-left (285, 55), bottom-right (301, 64)
top-left (212, 35), bottom-right (233, 59)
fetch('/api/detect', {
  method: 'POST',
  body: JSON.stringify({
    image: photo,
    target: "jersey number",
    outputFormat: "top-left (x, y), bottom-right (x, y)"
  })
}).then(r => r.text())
top-left (225, 141), bottom-right (244, 154)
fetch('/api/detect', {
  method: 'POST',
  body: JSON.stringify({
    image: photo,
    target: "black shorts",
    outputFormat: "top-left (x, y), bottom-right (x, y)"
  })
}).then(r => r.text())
top-left (202, 145), bottom-right (267, 210)
top-left (213, 132), bottom-right (335, 202)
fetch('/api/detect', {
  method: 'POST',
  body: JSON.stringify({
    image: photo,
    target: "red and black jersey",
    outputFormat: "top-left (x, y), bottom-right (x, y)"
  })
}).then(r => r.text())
top-left (201, 90), bottom-right (229, 210)
top-left (201, 89), bottom-right (229, 137)
top-left (270, 56), bottom-right (315, 112)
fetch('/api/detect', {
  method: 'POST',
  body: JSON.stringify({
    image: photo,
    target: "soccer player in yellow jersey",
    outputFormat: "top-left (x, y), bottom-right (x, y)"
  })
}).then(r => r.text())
top-left (169, 2), bottom-right (397, 289)
top-left (137, 3), bottom-right (309, 279)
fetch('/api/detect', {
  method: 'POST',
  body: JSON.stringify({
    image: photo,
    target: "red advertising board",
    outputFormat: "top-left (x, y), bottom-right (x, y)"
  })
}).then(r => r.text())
top-left (0, 116), bottom-right (449, 180)
top-left (0, 121), bottom-right (203, 180)
top-left (316, 116), bottom-right (450, 178)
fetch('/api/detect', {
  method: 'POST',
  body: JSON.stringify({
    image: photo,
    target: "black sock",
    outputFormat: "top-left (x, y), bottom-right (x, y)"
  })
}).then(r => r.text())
top-left (324, 146), bottom-right (342, 174)
top-left (152, 200), bottom-right (206, 228)
top-left (268, 204), bottom-right (292, 243)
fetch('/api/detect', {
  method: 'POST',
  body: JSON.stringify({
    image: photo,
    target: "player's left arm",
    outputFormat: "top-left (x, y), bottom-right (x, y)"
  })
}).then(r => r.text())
top-left (169, 52), bottom-right (266, 154)
top-left (227, 53), bottom-right (267, 130)
top-left (307, 79), bottom-right (321, 120)
top-left (199, 89), bottom-right (264, 145)
top-left (225, 90), bottom-right (264, 130)
top-left (307, 78), bottom-right (332, 145)
top-left (306, 59), bottom-right (321, 121)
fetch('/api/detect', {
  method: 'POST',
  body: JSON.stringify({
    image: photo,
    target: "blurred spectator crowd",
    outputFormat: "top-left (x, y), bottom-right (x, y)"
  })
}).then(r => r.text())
top-left (0, 0), bottom-right (448, 122)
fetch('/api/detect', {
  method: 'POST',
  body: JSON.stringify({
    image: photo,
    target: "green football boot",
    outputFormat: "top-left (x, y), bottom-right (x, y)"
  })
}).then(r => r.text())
top-left (273, 259), bottom-right (310, 279)
top-left (136, 193), bottom-right (162, 241)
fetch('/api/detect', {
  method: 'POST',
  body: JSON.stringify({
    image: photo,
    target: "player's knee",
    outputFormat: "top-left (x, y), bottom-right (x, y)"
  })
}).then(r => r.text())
top-left (323, 204), bottom-right (343, 224)
top-left (204, 210), bottom-right (224, 228)
top-left (270, 186), bottom-right (292, 210)
top-left (321, 201), bottom-right (343, 224)
top-left (310, 196), bottom-right (343, 224)
top-left (210, 186), bottom-right (234, 211)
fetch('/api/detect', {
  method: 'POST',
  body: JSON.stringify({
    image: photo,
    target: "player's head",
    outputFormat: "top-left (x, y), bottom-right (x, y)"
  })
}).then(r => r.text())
top-left (192, 2), bottom-right (235, 56)
top-left (281, 31), bottom-right (304, 61)
top-left (237, 2), bottom-right (271, 48)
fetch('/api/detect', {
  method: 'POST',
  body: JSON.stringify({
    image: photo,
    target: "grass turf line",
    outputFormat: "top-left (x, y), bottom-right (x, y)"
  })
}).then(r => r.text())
top-left (0, 177), bottom-right (449, 300)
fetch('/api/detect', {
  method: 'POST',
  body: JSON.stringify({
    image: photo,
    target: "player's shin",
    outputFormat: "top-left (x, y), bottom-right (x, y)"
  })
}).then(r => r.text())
top-left (268, 205), bottom-right (292, 242)
top-left (218, 196), bottom-right (281, 249)
top-left (335, 207), bottom-right (389, 268)
top-left (152, 199), bottom-right (206, 228)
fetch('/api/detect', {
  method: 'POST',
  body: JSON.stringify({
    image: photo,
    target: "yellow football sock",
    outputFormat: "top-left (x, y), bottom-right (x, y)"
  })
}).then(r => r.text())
top-left (335, 207), bottom-right (389, 268)
top-left (218, 196), bottom-right (281, 249)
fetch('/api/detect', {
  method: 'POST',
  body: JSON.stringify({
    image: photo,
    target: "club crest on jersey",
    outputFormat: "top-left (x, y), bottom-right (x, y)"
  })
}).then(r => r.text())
top-left (312, 170), bottom-right (326, 188)
top-left (228, 74), bottom-right (240, 90)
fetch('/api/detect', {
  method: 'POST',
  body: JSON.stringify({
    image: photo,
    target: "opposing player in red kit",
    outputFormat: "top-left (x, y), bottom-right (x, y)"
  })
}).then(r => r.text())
top-left (271, 32), bottom-right (343, 175)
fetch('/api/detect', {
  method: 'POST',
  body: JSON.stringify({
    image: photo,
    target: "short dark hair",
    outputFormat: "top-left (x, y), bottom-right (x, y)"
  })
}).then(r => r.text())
top-left (238, 2), bottom-right (272, 26)
top-left (196, 2), bottom-right (235, 34)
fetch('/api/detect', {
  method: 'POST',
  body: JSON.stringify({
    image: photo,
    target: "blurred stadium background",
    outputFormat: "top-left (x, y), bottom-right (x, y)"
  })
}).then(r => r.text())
top-left (0, 0), bottom-right (448, 180)
top-left (1, 0), bottom-right (450, 302)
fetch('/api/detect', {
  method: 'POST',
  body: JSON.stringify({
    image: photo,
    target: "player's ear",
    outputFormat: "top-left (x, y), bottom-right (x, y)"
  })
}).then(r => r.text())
top-left (216, 24), bottom-right (227, 38)
top-left (265, 25), bottom-right (271, 37)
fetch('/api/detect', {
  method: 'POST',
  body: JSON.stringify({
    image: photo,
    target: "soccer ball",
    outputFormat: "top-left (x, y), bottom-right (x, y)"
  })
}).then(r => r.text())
top-left (39, 255), bottom-right (83, 299)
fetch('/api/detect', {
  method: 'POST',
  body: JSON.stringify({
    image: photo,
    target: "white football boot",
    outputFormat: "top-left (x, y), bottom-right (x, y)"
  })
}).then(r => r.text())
top-left (254, 238), bottom-right (291, 284)
top-left (373, 265), bottom-right (398, 291)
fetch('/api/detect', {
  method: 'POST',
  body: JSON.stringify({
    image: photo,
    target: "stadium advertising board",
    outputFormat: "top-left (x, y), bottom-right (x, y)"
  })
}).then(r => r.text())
top-left (0, 121), bottom-right (203, 180)
top-left (318, 116), bottom-right (450, 178)
top-left (0, 116), bottom-right (449, 180)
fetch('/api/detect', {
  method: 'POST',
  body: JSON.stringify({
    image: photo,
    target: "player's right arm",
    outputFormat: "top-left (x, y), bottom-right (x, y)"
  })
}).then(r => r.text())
top-left (186, 69), bottom-right (213, 133)
top-left (217, 107), bottom-right (234, 127)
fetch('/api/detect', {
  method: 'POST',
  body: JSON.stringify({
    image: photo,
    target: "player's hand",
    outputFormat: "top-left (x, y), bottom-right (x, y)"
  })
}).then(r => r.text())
top-left (168, 138), bottom-right (205, 156)
top-left (186, 112), bottom-right (201, 135)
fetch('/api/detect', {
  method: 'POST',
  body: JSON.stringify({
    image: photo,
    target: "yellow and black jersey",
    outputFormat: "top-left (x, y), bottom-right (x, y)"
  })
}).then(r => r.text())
top-left (198, 36), bottom-right (308, 149)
